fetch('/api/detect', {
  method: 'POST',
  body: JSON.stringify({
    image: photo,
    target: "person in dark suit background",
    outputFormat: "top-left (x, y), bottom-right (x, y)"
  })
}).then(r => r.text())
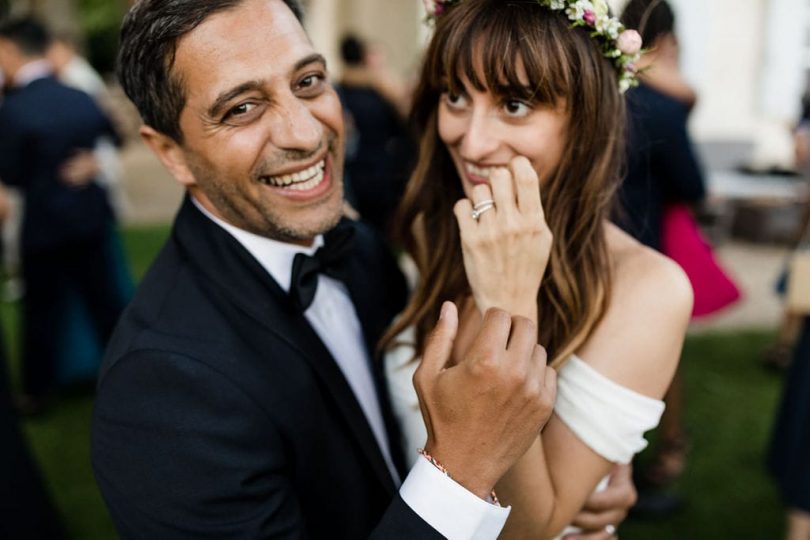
top-left (336, 34), bottom-right (414, 238)
top-left (0, 182), bottom-right (66, 540)
top-left (0, 17), bottom-right (126, 413)
top-left (616, 4), bottom-right (705, 253)
top-left (91, 1), bottom-right (557, 538)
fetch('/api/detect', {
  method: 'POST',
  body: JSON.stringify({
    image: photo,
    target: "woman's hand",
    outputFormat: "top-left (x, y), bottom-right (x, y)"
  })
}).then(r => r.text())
top-left (453, 156), bottom-right (552, 322)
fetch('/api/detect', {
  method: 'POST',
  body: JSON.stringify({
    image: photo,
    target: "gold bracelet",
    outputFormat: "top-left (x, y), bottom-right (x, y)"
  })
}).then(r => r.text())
top-left (417, 448), bottom-right (500, 506)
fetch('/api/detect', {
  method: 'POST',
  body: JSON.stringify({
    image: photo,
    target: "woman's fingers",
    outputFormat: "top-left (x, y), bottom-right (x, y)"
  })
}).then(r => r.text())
top-left (488, 167), bottom-right (516, 219)
top-left (510, 156), bottom-right (544, 218)
top-left (470, 183), bottom-right (496, 225)
top-left (454, 198), bottom-right (476, 235)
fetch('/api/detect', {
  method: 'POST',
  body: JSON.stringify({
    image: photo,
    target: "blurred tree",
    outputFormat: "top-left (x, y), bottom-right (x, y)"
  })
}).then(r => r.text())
top-left (77, 0), bottom-right (125, 75)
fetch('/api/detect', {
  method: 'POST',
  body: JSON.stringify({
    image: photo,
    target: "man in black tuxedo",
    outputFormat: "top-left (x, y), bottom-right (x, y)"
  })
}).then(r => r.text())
top-left (92, 1), bottom-right (557, 538)
top-left (0, 17), bottom-right (125, 411)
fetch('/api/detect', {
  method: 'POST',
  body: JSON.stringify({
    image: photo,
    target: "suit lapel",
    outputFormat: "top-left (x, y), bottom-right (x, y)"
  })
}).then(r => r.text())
top-left (172, 198), bottom-right (397, 495)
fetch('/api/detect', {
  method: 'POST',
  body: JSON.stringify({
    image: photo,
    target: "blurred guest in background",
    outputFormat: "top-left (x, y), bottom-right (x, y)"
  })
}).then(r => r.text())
top-left (0, 17), bottom-right (126, 414)
top-left (335, 34), bottom-right (414, 237)
top-left (47, 33), bottom-right (107, 99)
top-left (768, 89), bottom-right (810, 540)
top-left (769, 314), bottom-right (810, 539)
top-left (762, 94), bottom-right (810, 371)
top-left (618, 0), bottom-right (709, 512)
top-left (46, 31), bottom-right (133, 386)
top-left (46, 31), bottom-right (128, 214)
top-left (0, 182), bottom-right (66, 540)
top-left (618, 0), bottom-right (705, 251)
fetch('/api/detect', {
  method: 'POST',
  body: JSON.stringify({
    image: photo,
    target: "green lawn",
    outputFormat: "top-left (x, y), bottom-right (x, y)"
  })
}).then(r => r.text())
top-left (5, 224), bottom-right (788, 539)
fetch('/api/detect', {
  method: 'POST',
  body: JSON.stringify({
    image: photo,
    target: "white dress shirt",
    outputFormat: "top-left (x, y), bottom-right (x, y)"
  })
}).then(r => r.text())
top-left (13, 59), bottom-right (51, 87)
top-left (194, 199), bottom-right (509, 539)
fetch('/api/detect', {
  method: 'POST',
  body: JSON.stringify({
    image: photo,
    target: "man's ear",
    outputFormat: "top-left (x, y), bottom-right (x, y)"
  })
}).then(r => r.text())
top-left (139, 125), bottom-right (197, 187)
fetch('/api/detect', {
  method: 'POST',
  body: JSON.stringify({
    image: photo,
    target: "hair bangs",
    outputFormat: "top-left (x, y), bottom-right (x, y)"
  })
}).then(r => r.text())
top-left (432, 0), bottom-right (574, 107)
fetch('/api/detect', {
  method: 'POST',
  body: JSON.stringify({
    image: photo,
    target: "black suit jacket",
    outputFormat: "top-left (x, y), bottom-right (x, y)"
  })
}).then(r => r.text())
top-left (0, 76), bottom-right (118, 251)
top-left (618, 83), bottom-right (706, 250)
top-left (92, 198), bottom-right (442, 539)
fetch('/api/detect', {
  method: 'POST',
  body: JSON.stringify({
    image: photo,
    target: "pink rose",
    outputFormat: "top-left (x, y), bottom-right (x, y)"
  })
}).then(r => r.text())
top-left (617, 30), bottom-right (642, 55)
top-left (583, 10), bottom-right (596, 26)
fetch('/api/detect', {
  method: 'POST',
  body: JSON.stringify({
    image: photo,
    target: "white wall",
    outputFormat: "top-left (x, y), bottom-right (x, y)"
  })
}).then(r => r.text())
top-left (306, 0), bottom-right (424, 81)
top-left (613, 0), bottom-right (808, 166)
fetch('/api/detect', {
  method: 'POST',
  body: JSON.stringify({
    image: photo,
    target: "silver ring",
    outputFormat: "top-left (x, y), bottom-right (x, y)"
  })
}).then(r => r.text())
top-left (471, 202), bottom-right (495, 221)
top-left (472, 199), bottom-right (495, 211)
top-left (605, 524), bottom-right (617, 536)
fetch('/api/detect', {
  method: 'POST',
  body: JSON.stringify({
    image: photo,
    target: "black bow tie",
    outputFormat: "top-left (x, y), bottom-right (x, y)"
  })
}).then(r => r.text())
top-left (289, 223), bottom-right (355, 312)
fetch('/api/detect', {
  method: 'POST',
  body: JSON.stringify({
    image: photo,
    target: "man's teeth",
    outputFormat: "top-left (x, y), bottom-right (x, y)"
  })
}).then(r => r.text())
top-left (466, 163), bottom-right (504, 178)
top-left (262, 160), bottom-right (326, 188)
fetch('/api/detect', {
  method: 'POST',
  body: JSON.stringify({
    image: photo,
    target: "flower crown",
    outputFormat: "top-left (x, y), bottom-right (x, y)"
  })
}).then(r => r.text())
top-left (423, 0), bottom-right (643, 93)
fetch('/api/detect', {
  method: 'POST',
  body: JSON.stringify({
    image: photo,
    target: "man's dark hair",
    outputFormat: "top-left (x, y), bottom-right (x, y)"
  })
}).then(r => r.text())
top-left (340, 34), bottom-right (365, 66)
top-left (620, 0), bottom-right (675, 48)
top-left (117, 0), bottom-right (304, 142)
top-left (0, 16), bottom-right (51, 57)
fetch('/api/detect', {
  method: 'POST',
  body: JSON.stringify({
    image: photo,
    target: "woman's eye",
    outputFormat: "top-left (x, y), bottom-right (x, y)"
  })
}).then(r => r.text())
top-left (504, 99), bottom-right (531, 118)
top-left (443, 91), bottom-right (468, 109)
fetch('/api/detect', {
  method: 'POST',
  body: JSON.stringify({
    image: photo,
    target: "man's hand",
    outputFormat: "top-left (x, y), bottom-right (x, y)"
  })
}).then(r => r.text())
top-left (60, 150), bottom-right (100, 187)
top-left (413, 302), bottom-right (557, 499)
top-left (562, 464), bottom-right (637, 540)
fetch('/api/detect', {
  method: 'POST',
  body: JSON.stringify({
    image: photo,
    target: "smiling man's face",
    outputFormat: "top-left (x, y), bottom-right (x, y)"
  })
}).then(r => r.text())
top-left (162, 0), bottom-right (345, 244)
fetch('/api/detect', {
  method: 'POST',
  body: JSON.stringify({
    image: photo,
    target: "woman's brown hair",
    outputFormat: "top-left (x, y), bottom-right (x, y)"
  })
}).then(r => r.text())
top-left (381, 0), bottom-right (626, 368)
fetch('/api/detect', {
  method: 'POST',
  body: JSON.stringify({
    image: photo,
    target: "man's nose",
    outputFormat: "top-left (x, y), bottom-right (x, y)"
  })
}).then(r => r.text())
top-left (269, 94), bottom-right (322, 152)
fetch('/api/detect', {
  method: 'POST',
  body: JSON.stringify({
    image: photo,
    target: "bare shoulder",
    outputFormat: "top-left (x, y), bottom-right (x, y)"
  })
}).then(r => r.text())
top-left (608, 224), bottom-right (693, 317)
top-left (575, 224), bottom-right (693, 398)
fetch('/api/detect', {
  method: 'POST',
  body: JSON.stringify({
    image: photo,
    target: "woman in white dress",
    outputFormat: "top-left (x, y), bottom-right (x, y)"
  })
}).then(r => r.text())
top-left (381, 0), bottom-right (693, 537)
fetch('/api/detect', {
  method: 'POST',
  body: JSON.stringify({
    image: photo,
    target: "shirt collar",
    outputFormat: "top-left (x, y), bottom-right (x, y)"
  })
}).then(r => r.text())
top-left (14, 59), bottom-right (51, 88)
top-left (191, 197), bottom-right (323, 292)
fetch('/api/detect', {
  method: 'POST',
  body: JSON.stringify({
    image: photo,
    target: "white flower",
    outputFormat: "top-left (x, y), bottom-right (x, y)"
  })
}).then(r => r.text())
top-left (422, 0), bottom-right (438, 16)
top-left (566, 0), bottom-right (593, 20)
top-left (597, 17), bottom-right (622, 39)
top-left (592, 0), bottom-right (610, 18)
top-left (549, 0), bottom-right (566, 9)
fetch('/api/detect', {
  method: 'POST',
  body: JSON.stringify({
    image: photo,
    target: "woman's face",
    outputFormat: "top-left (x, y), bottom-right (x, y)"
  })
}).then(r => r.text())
top-left (437, 68), bottom-right (568, 200)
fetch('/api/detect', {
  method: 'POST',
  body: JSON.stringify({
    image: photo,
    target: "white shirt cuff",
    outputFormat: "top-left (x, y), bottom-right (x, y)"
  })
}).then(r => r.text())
top-left (398, 456), bottom-right (511, 540)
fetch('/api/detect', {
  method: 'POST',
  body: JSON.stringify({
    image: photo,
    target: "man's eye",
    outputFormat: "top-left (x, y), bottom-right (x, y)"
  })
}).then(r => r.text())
top-left (300, 74), bottom-right (321, 88)
top-left (226, 102), bottom-right (257, 118)
top-left (298, 73), bottom-right (326, 94)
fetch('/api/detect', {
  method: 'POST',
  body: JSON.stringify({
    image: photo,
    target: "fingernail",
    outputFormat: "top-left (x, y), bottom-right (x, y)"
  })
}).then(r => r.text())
top-left (439, 302), bottom-right (450, 321)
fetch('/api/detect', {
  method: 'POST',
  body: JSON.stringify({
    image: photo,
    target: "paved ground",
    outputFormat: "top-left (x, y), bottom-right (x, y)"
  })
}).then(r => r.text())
top-left (692, 241), bottom-right (787, 333)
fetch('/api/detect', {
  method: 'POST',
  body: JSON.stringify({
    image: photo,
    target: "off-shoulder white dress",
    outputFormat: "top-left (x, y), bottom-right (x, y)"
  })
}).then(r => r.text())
top-left (384, 327), bottom-right (665, 536)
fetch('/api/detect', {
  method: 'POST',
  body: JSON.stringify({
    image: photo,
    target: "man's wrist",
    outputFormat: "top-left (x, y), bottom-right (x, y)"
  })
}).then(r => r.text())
top-left (421, 446), bottom-right (498, 501)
